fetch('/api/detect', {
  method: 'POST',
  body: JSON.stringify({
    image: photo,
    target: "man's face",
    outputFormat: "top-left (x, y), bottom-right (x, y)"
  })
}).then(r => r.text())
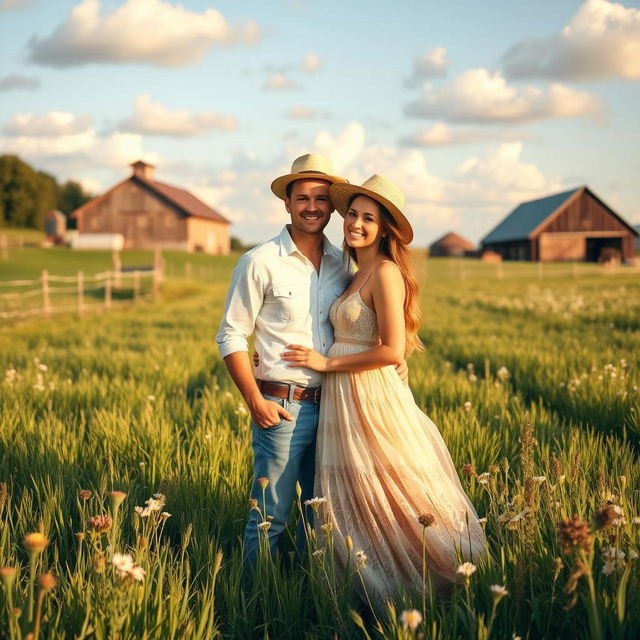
top-left (284, 179), bottom-right (333, 236)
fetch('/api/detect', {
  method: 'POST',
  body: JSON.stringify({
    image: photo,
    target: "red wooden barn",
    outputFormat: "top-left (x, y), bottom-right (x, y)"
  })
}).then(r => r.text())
top-left (429, 232), bottom-right (475, 257)
top-left (481, 186), bottom-right (638, 262)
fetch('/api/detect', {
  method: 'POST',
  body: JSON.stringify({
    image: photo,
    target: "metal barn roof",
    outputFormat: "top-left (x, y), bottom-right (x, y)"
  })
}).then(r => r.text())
top-left (482, 187), bottom-right (581, 244)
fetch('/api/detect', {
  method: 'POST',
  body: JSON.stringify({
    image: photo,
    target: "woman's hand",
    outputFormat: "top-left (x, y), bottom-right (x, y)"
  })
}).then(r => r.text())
top-left (282, 344), bottom-right (329, 372)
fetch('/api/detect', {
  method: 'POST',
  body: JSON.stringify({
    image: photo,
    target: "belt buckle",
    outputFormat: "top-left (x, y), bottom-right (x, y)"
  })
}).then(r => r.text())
top-left (313, 387), bottom-right (321, 403)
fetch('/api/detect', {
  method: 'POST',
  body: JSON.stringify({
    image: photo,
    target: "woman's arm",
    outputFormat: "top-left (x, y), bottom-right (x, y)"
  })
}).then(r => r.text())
top-left (283, 262), bottom-right (406, 373)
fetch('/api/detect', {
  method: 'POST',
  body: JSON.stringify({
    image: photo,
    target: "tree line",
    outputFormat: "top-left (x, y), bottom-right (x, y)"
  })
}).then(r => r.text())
top-left (0, 155), bottom-right (94, 230)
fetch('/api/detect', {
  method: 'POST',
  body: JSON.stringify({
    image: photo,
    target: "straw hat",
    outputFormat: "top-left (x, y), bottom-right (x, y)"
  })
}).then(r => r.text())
top-left (271, 153), bottom-right (348, 200)
top-left (330, 174), bottom-right (413, 244)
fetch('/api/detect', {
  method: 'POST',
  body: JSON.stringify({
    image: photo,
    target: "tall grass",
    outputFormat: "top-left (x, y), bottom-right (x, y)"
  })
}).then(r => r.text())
top-left (0, 257), bottom-right (639, 638)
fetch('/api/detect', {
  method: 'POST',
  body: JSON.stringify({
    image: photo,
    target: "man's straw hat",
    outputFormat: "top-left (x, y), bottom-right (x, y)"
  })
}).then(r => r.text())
top-left (271, 153), bottom-right (347, 200)
top-left (330, 174), bottom-right (413, 244)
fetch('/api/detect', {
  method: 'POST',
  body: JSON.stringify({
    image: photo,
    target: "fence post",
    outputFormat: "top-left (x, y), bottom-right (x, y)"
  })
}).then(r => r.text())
top-left (113, 250), bottom-right (122, 287)
top-left (133, 271), bottom-right (140, 301)
top-left (152, 268), bottom-right (160, 300)
top-left (42, 270), bottom-right (50, 316)
top-left (77, 271), bottom-right (84, 315)
top-left (105, 272), bottom-right (112, 309)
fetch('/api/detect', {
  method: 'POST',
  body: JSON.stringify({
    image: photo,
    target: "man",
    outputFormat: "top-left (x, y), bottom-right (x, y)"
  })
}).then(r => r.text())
top-left (216, 154), bottom-right (350, 565)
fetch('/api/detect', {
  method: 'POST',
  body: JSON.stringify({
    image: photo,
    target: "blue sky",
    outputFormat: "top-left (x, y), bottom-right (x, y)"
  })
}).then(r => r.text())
top-left (1, 0), bottom-right (639, 246)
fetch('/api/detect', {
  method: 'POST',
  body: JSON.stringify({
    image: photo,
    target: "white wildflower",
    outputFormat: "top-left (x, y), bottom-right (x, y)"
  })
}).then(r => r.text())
top-left (477, 517), bottom-right (488, 526)
top-left (456, 562), bottom-right (477, 577)
top-left (477, 472), bottom-right (491, 485)
top-left (490, 584), bottom-right (509, 598)
top-left (312, 548), bottom-right (325, 558)
top-left (355, 550), bottom-right (367, 568)
top-left (496, 366), bottom-right (509, 380)
top-left (147, 394), bottom-right (155, 402)
top-left (399, 609), bottom-right (423, 631)
top-left (304, 496), bottom-right (328, 508)
top-left (464, 401), bottom-right (472, 411)
top-left (257, 521), bottom-right (271, 531)
top-left (468, 373), bottom-right (478, 382)
top-left (530, 476), bottom-right (546, 485)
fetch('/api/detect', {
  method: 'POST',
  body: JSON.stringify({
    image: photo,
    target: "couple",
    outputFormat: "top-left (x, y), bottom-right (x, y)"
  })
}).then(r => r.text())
top-left (216, 154), bottom-right (484, 606)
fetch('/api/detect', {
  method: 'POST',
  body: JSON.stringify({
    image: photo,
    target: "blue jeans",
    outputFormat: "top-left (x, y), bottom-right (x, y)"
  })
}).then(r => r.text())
top-left (243, 392), bottom-right (319, 569)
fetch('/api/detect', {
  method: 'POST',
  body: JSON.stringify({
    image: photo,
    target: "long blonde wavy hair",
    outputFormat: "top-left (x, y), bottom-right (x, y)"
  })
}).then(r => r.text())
top-left (343, 197), bottom-right (423, 356)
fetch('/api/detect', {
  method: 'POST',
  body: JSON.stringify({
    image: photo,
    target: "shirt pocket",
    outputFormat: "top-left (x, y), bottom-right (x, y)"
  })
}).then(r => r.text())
top-left (272, 285), bottom-right (306, 323)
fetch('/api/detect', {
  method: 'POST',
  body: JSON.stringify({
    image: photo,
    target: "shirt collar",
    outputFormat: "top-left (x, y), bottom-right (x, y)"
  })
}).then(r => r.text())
top-left (278, 225), bottom-right (340, 259)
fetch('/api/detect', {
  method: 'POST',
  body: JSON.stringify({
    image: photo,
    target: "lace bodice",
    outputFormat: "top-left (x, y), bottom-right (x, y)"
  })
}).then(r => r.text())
top-left (330, 291), bottom-right (379, 346)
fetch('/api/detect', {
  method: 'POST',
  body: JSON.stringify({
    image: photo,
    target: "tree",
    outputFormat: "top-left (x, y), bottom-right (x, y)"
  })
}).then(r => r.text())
top-left (0, 155), bottom-right (92, 230)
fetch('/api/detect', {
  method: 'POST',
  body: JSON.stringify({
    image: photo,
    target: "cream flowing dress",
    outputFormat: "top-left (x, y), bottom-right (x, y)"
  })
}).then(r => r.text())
top-left (315, 281), bottom-right (486, 608)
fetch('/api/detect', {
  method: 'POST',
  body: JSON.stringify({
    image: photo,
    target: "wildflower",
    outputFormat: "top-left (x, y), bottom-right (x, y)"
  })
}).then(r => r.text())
top-left (304, 496), bottom-right (328, 511)
top-left (23, 533), bottom-right (48, 554)
top-left (321, 522), bottom-right (332, 533)
top-left (602, 560), bottom-right (617, 575)
top-left (147, 394), bottom-right (155, 402)
top-left (75, 532), bottom-right (85, 542)
top-left (345, 535), bottom-right (353, 552)
top-left (629, 549), bottom-right (638, 560)
top-left (79, 490), bottom-right (92, 500)
top-left (530, 476), bottom-right (546, 484)
top-left (496, 366), bottom-right (509, 380)
top-left (355, 550), bottom-right (367, 568)
top-left (109, 491), bottom-right (126, 508)
top-left (0, 567), bottom-right (17, 587)
top-left (204, 433), bottom-right (212, 440)
top-left (160, 512), bottom-right (171, 520)
top-left (490, 584), bottom-right (509, 599)
top-left (593, 504), bottom-right (623, 530)
top-left (236, 405), bottom-right (248, 415)
top-left (257, 521), bottom-right (271, 531)
top-left (477, 472), bottom-right (491, 485)
top-left (456, 562), bottom-right (477, 577)
top-left (462, 463), bottom-right (476, 477)
top-left (468, 373), bottom-right (478, 382)
top-left (38, 363), bottom-right (48, 372)
top-left (134, 494), bottom-right (166, 517)
top-left (399, 609), bottom-right (423, 631)
top-left (489, 464), bottom-right (500, 473)
top-left (463, 401), bottom-right (472, 411)
top-left (477, 517), bottom-right (488, 526)
top-left (248, 498), bottom-right (258, 510)
top-left (89, 515), bottom-right (113, 533)
top-left (38, 573), bottom-right (57, 591)
top-left (258, 477), bottom-right (270, 490)
top-left (312, 548), bottom-right (325, 558)
top-left (418, 513), bottom-right (436, 527)
top-left (112, 553), bottom-right (145, 582)
top-left (558, 514), bottom-right (592, 554)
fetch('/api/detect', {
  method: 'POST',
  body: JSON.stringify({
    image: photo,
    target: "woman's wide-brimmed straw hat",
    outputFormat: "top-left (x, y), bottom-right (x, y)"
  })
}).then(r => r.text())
top-left (330, 174), bottom-right (413, 244)
top-left (271, 153), bottom-right (348, 200)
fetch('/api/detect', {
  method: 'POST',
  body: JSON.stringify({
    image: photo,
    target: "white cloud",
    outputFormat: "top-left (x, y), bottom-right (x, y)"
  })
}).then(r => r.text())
top-left (0, 74), bottom-right (40, 91)
top-left (406, 47), bottom-right (449, 85)
top-left (302, 52), bottom-right (321, 73)
top-left (405, 68), bottom-right (603, 124)
top-left (27, 0), bottom-right (262, 68)
top-left (287, 105), bottom-right (317, 119)
top-left (3, 112), bottom-right (93, 137)
top-left (400, 122), bottom-right (531, 147)
top-left (502, 0), bottom-right (640, 80)
top-left (120, 94), bottom-right (238, 137)
top-left (263, 73), bottom-right (298, 91)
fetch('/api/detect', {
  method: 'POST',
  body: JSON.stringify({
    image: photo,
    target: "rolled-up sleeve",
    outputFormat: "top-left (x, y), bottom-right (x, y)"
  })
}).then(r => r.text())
top-left (216, 254), bottom-right (264, 359)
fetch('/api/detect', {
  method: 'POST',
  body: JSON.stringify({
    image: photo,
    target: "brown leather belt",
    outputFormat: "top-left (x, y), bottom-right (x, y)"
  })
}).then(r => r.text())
top-left (257, 379), bottom-right (321, 403)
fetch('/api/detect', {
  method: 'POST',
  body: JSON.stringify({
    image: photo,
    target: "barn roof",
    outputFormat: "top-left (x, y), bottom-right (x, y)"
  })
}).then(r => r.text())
top-left (430, 231), bottom-right (475, 251)
top-left (71, 173), bottom-right (230, 225)
top-left (135, 176), bottom-right (229, 224)
top-left (481, 187), bottom-right (581, 244)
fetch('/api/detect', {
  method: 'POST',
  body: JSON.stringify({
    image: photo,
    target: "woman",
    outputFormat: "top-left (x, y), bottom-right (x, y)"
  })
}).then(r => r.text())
top-left (283, 175), bottom-right (485, 608)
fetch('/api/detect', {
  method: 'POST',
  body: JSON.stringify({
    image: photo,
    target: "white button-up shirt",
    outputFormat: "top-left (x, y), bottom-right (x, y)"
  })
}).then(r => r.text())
top-left (216, 226), bottom-right (351, 387)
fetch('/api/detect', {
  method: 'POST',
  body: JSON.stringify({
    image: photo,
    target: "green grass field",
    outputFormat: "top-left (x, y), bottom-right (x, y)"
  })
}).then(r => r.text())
top-left (1, 248), bottom-right (639, 639)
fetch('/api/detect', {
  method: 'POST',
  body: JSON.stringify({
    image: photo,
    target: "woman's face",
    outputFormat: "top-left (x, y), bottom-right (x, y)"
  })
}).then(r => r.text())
top-left (343, 195), bottom-right (385, 250)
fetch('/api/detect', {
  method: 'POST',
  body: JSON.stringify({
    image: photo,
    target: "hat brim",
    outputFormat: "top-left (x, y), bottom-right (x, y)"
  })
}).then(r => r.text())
top-left (271, 172), bottom-right (348, 200)
top-left (330, 183), bottom-right (414, 244)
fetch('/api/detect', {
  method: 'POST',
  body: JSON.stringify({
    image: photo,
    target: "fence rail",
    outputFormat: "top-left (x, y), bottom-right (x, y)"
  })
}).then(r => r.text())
top-left (0, 268), bottom-right (162, 320)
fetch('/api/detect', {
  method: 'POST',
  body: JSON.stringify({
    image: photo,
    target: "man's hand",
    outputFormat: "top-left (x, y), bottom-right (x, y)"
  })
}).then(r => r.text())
top-left (395, 359), bottom-right (409, 386)
top-left (247, 393), bottom-right (294, 429)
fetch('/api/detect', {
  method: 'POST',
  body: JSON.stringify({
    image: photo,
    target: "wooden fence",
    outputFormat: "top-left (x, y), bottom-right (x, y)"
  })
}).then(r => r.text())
top-left (0, 269), bottom-right (162, 320)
